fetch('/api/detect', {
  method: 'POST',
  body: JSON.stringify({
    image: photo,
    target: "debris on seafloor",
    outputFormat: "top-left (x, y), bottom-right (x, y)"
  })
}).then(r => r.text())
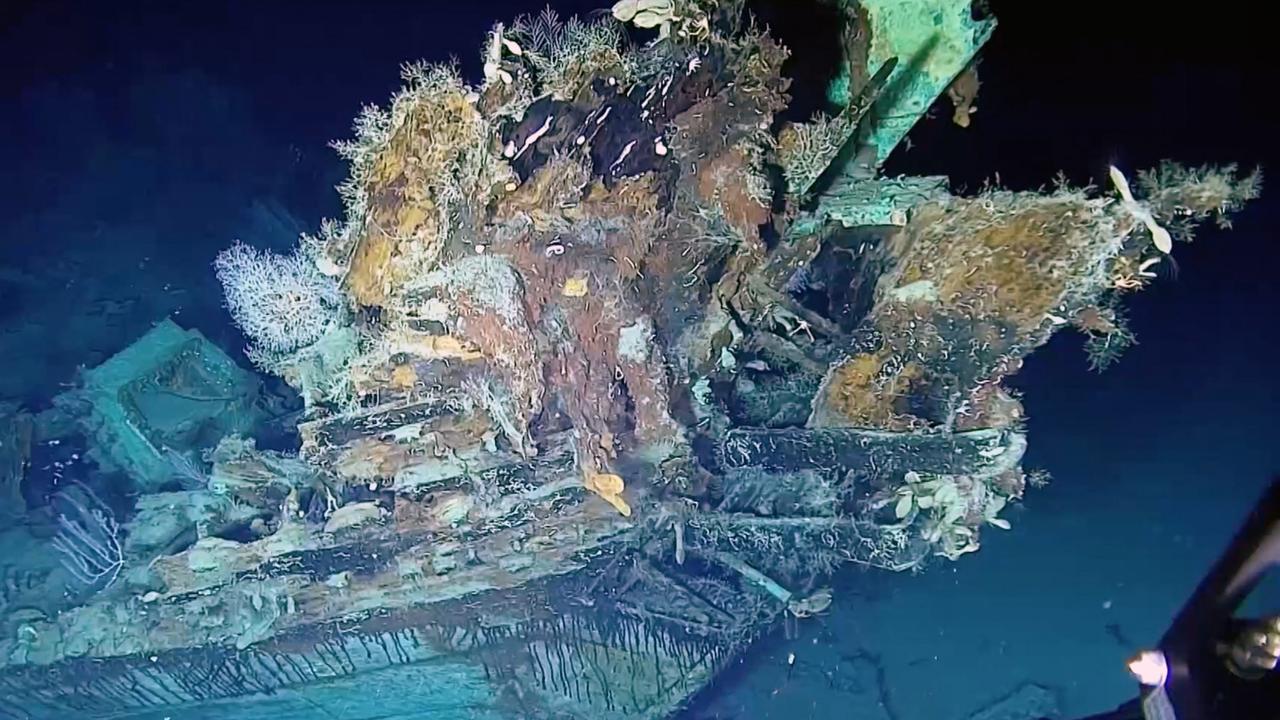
top-left (0, 1), bottom-right (1260, 718)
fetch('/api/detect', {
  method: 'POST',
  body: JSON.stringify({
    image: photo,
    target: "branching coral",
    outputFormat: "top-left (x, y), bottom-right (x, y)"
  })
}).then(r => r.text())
top-left (213, 241), bottom-right (344, 362)
top-left (508, 8), bottom-right (629, 101)
top-left (51, 483), bottom-right (123, 590)
top-left (1136, 161), bottom-right (1262, 234)
top-left (1075, 301), bottom-right (1136, 372)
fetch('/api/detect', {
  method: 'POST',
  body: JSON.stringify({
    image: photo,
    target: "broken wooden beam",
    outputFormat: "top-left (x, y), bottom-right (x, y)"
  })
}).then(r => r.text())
top-left (719, 426), bottom-right (1024, 476)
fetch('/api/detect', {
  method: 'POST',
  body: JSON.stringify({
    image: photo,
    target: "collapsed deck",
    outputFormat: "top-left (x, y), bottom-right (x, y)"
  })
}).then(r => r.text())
top-left (0, 1), bottom-right (1258, 718)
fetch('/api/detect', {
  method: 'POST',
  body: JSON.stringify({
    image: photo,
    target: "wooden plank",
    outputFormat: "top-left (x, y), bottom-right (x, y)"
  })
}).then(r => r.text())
top-left (719, 426), bottom-right (1023, 476)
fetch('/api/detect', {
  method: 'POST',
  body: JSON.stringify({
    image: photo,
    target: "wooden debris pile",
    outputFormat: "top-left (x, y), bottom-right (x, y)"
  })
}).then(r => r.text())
top-left (0, 3), bottom-right (1259, 718)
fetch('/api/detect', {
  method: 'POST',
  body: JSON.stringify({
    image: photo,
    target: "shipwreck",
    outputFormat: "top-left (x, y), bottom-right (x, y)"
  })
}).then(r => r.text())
top-left (0, 1), bottom-right (1260, 718)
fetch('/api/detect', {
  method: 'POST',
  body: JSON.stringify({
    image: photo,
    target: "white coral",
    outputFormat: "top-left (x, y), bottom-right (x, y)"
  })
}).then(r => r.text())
top-left (214, 241), bottom-right (342, 357)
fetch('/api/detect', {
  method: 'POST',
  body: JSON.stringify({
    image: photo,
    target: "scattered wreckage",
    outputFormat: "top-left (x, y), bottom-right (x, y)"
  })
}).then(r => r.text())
top-left (0, 1), bottom-right (1258, 718)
